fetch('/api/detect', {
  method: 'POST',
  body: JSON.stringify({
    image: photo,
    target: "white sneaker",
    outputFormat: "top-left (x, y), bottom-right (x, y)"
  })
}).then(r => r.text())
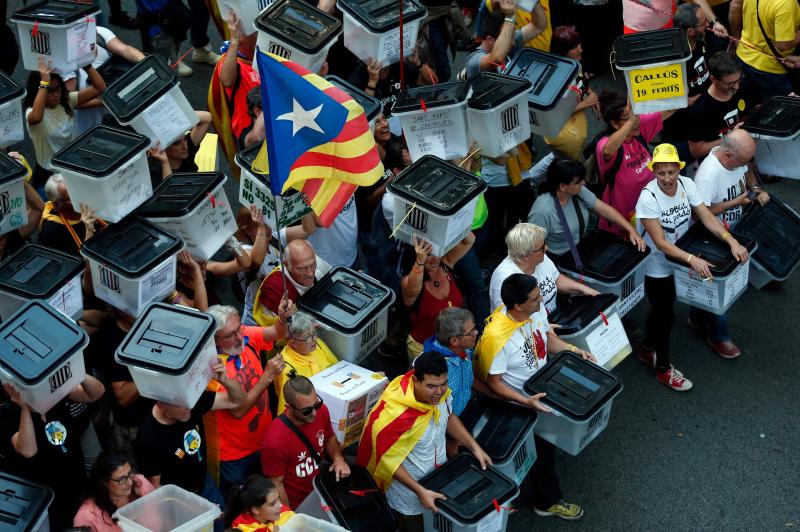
top-left (192, 44), bottom-right (221, 65)
top-left (176, 60), bottom-right (194, 77)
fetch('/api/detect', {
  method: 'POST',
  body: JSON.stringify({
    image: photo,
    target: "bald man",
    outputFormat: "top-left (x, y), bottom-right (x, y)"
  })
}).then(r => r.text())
top-left (689, 129), bottom-right (768, 360)
top-left (694, 129), bottom-right (770, 228)
top-left (254, 239), bottom-right (331, 325)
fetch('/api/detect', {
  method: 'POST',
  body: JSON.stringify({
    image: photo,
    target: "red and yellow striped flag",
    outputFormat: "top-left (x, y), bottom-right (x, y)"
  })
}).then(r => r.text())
top-left (254, 51), bottom-right (384, 227)
top-left (356, 371), bottom-right (451, 491)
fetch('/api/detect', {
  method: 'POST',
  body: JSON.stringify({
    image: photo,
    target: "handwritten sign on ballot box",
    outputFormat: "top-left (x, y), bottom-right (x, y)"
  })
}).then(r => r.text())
top-left (239, 170), bottom-right (312, 230)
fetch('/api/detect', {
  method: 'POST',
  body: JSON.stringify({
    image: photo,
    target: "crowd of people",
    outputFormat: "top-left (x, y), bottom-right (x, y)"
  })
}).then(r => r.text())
top-left (0, 0), bottom-right (797, 529)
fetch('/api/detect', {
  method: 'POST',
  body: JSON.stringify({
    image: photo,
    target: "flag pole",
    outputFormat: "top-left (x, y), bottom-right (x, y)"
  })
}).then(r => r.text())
top-left (399, 0), bottom-right (405, 91)
top-left (272, 198), bottom-right (289, 300)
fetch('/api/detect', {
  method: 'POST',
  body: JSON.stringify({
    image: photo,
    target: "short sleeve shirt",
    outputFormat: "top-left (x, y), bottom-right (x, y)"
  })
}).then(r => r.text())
top-left (635, 176), bottom-right (704, 277)
top-left (260, 406), bottom-right (335, 508)
top-left (693, 148), bottom-right (748, 227)
top-left (528, 188), bottom-right (598, 255)
top-left (488, 307), bottom-right (550, 395)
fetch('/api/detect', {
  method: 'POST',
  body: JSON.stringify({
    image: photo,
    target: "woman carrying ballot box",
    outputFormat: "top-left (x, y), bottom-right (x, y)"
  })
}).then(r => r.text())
top-left (634, 144), bottom-right (749, 392)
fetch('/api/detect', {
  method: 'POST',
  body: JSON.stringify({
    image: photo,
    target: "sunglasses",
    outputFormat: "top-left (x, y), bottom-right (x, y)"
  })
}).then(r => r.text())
top-left (289, 396), bottom-right (323, 417)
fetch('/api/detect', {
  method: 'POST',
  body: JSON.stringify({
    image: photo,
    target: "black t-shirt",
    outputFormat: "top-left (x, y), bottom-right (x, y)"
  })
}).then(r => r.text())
top-left (0, 400), bottom-right (87, 518)
top-left (685, 88), bottom-right (757, 143)
top-left (687, 43), bottom-right (711, 97)
top-left (148, 134), bottom-right (200, 189)
top-left (86, 317), bottom-right (154, 428)
top-left (38, 216), bottom-right (85, 257)
top-left (134, 391), bottom-right (215, 493)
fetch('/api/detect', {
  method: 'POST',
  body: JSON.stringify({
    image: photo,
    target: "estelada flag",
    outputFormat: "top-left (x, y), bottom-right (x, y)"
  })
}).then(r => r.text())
top-left (254, 50), bottom-right (384, 227)
top-left (357, 371), bottom-right (452, 491)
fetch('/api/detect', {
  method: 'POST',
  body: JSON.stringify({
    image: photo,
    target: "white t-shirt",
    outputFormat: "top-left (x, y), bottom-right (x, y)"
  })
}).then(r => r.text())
top-left (693, 148), bottom-right (747, 228)
top-left (307, 195), bottom-right (358, 267)
top-left (25, 92), bottom-right (79, 170)
top-left (636, 176), bottom-right (704, 278)
top-left (385, 396), bottom-right (452, 515)
top-left (488, 307), bottom-right (550, 395)
top-left (65, 26), bottom-right (115, 135)
top-left (489, 256), bottom-right (560, 314)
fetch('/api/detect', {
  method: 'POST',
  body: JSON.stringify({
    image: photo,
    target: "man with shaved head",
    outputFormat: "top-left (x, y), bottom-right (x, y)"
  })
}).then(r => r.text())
top-left (689, 128), bottom-right (769, 360)
top-left (253, 239), bottom-right (331, 325)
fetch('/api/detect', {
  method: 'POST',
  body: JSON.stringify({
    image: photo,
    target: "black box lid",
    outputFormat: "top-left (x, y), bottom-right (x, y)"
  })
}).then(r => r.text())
top-left (0, 472), bottom-right (54, 531)
top-left (326, 75), bottom-right (382, 122)
top-left (0, 70), bottom-right (24, 107)
top-left (547, 293), bottom-right (618, 336)
top-left (0, 152), bottom-right (27, 186)
top-left (666, 223), bottom-right (756, 277)
top-left (97, 55), bottom-right (138, 88)
top-left (81, 217), bottom-right (182, 278)
top-left (0, 300), bottom-right (88, 385)
top-left (12, 0), bottom-right (99, 24)
top-left (137, 172), bottom-right (225, 218)
top-left (459, 394), bottom-right (537, 463)
top-left (392, 80), bottom-right (469, 114)
top-left (504, 48), bottom-right (579, 111)
top-left (337, 0), bottom-right (426, 33)
top-left (467, 72), bottom-right (531, 110)
top-left (387, 156), bottom-right (487, 216)
top-left (313, 465), bottom-right (398, 532)
top-left (235, 144), bottom-right (269, 186)
top-left (115, 303), bottom-right (215, 374)
top-left (743, 96), bottom-right (800, 138)
top-left (298, 267), bottom-right (393, 333)
top-left (102, 55), bottom-right (178, 123)
top-left (612, 28), bottom-right (691, 68)
top-left (552, 230), bottom-right (651, 283)
top-left (51, 125), bottom-right (149, 178)
top-left (523, 351), bottom-right (622, 420)
top-left (255, 0), bottom-right (342, 55)
top-left (419, 452), bottom-right (517, 524)
top-left (0, 244), bottom-right (84, 300)
top-left (732, 195), bottom-right (800, 278)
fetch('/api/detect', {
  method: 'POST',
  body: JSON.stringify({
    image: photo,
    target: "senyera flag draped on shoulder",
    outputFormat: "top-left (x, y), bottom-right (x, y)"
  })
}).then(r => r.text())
top-left (253, 49), bottom-right (384, 227)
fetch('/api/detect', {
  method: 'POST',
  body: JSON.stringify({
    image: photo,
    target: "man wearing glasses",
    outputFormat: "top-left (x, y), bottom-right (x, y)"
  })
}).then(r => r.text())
top-left (260, 376), bottom-right (350, 508)
top-left (686, 52), bottom-right (758, 163)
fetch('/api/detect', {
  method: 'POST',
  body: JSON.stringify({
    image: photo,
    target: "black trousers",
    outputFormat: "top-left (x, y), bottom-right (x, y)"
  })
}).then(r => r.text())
top-left (644, 275), bottom-right (676, 372)
top-left (530, 436), bottom-right (563, 510)
top-left (483, 183), bottom-right (536, 259)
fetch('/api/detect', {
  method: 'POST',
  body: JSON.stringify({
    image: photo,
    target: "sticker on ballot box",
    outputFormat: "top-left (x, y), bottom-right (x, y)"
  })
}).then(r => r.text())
top-left (477, 507), bottom-right (503, 532)
top-left (239, 171), bottom-right (312, 229)
top-left (585, 313), bottom-right (629, 368)
top-left (629, 63), bottom-right (685, 103)
top-left (675, 269), bottom-right (719, 309)
top-left (723, 261), bottom-right (749, 307)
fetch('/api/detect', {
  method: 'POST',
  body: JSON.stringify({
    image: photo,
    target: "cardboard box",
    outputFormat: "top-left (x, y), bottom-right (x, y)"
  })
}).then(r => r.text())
top-left (310, 361), bottom-right (388, 447)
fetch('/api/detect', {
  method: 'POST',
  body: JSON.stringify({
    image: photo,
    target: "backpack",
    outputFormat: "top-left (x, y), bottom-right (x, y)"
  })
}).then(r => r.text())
top-left (583, 130), bottom-right (649, 198)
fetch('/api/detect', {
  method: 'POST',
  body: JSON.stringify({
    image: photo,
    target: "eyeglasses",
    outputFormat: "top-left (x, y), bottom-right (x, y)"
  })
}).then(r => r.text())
top-left (46, 84), bottom-right (62, 93)
top-left (289, 332), bottom-right (316, 345)
top-left (216, 325), bottom-right (243, 341)
top-left (289, 396), bottom-right (323, 417)
top-left (719, 76), bottom-right (742, 89)
top-left (110, 470), bottom-right (134, 485)
top-left (452, 327), bottom-right (479, 340)
top-left (529, 243), bottom-right (546, 255)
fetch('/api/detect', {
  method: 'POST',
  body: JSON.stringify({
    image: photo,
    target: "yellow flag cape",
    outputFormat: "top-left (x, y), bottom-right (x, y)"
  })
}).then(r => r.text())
top-left (274, 338), bottom-right (338, 415)
top-left (474, 306), bottom-right (529, 381)
top-left (356, 371), bottom-right (451, 491)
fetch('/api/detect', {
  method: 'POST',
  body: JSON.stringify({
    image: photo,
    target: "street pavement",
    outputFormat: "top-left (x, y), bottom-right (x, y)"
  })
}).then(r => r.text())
top-left (4, 1), bottom-right (800, 529)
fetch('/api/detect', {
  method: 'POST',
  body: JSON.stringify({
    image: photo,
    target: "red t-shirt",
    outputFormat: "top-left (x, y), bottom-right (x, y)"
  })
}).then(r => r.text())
top-left (215, 326), bottom-right (274, 461)
top-left (226, 58), bottom-right (261, 139)
top-left (260, 405), bottom-right (334, 508)
top-left (258, 268), bottom-right (300, 314)
top-left (409, 275), bottom-right (464, 343)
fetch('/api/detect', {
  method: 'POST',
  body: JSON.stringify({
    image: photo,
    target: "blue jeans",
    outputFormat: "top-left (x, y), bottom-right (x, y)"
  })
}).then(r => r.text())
top-left (427, 17), bottom-right (452, 82)
top-left (199, 473), bottom-right (226, 532)
top-left (741, 62), bottom-right (792, 102)
top-left (188, 0), bottom-right (211, 48)
top-left (474, 1), bottom-right (489, 38)
top-left (219, 452), bottom-right (261, 502)
top-left (688, 307), bottom-right (731, 342)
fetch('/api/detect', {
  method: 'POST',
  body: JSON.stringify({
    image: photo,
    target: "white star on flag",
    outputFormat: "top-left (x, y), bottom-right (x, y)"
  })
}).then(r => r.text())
top-left (277, 99), bottom-right (325, 136)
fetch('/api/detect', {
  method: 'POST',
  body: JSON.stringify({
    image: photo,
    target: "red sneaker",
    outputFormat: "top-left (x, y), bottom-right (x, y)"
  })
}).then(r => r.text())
top-left (637, 347), bottom-right (656, 369)
top-left (707, 339), bottom-right (741, 359)
top-left (656, 366), bottom-right (693, 391)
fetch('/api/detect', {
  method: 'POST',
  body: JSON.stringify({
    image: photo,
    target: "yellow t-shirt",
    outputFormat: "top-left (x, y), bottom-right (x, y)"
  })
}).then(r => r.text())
top-left (485, 0), bottom-right (551, 52)
top-left (737, 0), bottom-right (800, 74)
top-left (274, 338), bottom-right (339, 414)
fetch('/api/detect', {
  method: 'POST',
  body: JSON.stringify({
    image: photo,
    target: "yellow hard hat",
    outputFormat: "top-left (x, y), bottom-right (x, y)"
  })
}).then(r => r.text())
top-left (647, 143), bottom-right (686, 170)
